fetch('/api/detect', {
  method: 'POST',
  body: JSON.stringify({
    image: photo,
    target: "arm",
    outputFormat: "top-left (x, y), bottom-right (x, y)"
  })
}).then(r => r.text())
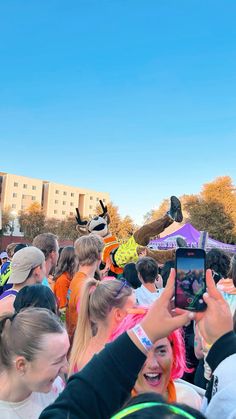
top-left (40, 333), bottom-right (146, 419)
top-left (193, 270), bottom-right (235, 412)
top-left (40, 270), bottom-right (192, 419)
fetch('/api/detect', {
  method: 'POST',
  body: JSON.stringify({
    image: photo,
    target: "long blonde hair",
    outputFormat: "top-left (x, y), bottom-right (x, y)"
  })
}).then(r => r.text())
top-left (68, 278), bottom-right (132, 375)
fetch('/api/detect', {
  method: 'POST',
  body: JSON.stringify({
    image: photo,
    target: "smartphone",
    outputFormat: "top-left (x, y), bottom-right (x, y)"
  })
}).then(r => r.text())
top-left (175, 248), bottom-right (207, 311)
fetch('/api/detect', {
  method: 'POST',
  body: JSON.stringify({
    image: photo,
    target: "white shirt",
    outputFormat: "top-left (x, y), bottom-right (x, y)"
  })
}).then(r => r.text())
top-left (0, 377), bottom-right (64, 419)
top-left (175, 380), bottom-right (203, 410)
top-left (135, 285), bottom-right (163, 306)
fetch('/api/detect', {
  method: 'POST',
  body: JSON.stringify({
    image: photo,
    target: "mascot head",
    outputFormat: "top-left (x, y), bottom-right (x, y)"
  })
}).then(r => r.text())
top-left (75, 200), bottom-right (110, 238)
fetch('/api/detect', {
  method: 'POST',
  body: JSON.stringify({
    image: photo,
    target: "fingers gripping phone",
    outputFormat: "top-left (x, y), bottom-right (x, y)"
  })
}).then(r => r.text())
top-left (175, 248), bottom-right (207, 311)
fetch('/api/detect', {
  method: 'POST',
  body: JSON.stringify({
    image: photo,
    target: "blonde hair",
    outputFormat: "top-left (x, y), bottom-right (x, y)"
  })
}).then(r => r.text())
top-left (0, 308), bottom-right (64, 370)
top-left (74, 234), bottom-right (104, 266)
top-left (68, 278), bottom-right (132, 375)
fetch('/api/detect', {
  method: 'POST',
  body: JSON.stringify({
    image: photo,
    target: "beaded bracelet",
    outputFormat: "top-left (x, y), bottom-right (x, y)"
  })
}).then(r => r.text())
top-left (132, 324), bottom-right (153, 352)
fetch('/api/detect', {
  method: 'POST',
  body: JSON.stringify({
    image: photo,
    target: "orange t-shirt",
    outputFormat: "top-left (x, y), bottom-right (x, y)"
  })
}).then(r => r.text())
top-left (54, 272), bottom-right (71, 309)
top-left (66, 271), bottom-right (87, 339)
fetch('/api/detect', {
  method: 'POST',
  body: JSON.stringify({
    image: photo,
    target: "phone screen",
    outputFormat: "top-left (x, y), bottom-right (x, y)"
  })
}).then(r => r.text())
top-left (175, 249), bottom-right (207, 311)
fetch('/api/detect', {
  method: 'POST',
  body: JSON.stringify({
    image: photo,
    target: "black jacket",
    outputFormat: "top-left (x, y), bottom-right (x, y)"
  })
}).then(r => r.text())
top-left (39, 333), bottom-right (146, 419)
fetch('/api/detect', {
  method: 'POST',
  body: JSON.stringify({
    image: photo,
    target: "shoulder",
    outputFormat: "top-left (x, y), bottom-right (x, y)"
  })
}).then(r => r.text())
top-left (0, 295), bottom-right (15, 315)
top-left (175, 381), bottom-right (203, 409)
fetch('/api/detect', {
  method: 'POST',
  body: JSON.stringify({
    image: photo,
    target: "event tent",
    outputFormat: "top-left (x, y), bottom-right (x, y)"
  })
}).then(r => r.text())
top-left (149, 223), bottom-right (236, 253)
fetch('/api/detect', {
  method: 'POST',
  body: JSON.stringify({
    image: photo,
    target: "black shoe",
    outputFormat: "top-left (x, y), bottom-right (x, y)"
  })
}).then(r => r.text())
top-left (168, 196), bottom-right (183, 223)
top-left (176, 237), bottom-right (188, 248)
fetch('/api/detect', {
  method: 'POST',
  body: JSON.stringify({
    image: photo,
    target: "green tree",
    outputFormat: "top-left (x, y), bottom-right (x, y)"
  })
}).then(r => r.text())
top-left (18, 203), bottom-right (46, 241)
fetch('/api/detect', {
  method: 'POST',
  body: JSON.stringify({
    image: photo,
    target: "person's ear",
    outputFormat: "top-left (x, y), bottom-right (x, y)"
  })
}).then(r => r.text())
top-left (15, 357), bottom-right (27, 376)
top-left (113, 307), bottom-right (125, 323)
top-left (34, 265), bottom-right (42, 279)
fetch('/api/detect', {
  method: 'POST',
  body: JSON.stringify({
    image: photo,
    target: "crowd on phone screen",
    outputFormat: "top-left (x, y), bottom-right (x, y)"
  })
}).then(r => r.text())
top-left (0, 208), bottom-right (236, 418)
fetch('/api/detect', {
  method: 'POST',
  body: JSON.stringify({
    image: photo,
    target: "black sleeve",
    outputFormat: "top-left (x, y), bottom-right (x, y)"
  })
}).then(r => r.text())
top-left (39, 332), bottom-right (146, 419)
top-left (206, 331), bottom-right (236, 372)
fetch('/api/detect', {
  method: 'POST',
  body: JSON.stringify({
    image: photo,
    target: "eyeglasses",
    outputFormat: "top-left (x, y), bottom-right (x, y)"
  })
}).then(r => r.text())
top-left (110, 402), bottom-right (196, 419)
top-left (115, 280), bottom-right (129, 297)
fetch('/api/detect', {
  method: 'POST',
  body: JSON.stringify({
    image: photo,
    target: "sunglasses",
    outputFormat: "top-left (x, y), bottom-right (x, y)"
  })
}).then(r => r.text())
top-left (115, 280), bottom-right (129, 297)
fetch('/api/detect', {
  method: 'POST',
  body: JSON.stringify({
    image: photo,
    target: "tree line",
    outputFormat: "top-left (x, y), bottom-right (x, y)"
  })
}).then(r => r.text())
top-left (1, 176), bottom-right (236, 244)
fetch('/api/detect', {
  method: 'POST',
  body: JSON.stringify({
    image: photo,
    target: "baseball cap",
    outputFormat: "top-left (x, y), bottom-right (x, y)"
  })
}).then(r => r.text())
top-left (9, 246), bottom-right (45, 285)
top-left (0, 251), bottom-right (8, 259)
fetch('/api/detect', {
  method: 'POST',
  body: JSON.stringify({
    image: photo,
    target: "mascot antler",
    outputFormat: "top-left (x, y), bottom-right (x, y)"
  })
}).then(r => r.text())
top-left (75, 208), bottom-right (89, 236)
top-left (99, 200), bottom-right (110, 224)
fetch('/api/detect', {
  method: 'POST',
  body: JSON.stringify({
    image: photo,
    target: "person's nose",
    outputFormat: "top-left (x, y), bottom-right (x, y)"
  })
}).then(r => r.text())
top-left (147, 353), bottom-right (160, 369)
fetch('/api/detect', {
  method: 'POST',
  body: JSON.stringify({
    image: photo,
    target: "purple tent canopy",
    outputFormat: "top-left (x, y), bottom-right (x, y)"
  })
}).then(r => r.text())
top-left (149, 223), bottom-right (236, 253)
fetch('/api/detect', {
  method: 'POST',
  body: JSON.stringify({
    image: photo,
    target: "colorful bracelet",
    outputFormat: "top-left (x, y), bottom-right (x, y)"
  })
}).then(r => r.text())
top-left (132, 324), bottom-right (153, 352)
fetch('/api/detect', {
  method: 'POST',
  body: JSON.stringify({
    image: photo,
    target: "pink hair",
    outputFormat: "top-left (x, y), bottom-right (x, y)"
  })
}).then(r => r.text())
top-left (110, 308), bottom-right (189, 380)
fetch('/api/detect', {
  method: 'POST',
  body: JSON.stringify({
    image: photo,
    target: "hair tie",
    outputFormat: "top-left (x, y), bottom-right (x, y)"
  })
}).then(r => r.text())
top-left (89, 281), bottom-right (100, 294)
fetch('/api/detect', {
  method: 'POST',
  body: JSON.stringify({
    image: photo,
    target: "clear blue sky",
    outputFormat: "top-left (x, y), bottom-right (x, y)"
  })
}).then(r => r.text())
top-left (0, 1), bottom-right (235, 224)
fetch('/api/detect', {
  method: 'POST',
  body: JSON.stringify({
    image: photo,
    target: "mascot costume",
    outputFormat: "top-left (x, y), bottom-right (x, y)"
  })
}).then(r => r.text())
top-left (75, 196), bottom-right (183, 276)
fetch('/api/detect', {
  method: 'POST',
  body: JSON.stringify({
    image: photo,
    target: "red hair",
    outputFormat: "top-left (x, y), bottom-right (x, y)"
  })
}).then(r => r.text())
top-left (110, 308), bottom-right (189, 380)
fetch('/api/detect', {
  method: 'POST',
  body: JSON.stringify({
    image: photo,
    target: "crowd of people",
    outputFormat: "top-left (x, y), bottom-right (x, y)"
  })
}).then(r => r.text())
top-left (0, 195), bottom-right (236, 418)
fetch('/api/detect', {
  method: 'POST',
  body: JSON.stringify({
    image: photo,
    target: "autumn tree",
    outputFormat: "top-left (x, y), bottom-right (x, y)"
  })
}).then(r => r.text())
top-left (185, 198), bottom-right (236, 243)
top-left (201, 176), bottom-right (236, 230)
top-left (95, 201), bottom-right (135, 242)
top-left (18, 203), bottom-right (45, 241)
top-left (144, 198), bottom-right (169, 223)
top-left (56, 216), bottom-right (78, 241)
top-left (0, 206), bottom-right (13, 235)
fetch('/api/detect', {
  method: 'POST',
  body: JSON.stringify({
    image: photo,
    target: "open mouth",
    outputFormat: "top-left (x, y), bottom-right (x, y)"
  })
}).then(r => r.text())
top-left (144, 372), bottom-right (162, 386)
top-left (93, 223), bottom-right (106, 231)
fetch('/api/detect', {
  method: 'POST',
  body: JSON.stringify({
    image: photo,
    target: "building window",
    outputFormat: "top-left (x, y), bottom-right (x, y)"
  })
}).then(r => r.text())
top-left (90, 196), bottom-right (93, 200)
top-left (32, 185), bottom-right (36, 190)
top-left (32, 196), bottom-right (36, 201)
top-left (23, 184), bottom-right (27, 189)
top-left (55, 200), bottom-right (58, 204)
top-left (13, 193), bottom-right (17, 198)
top-left (12, 204), bottom-right (16, 209)
top-left (89, 205), bottom-right (93, 209)
top-left (63, 191), bottom-right (67, 196)
top-left (96, 197), bottom-right (99, 201)
top-left (70, 202), bottom-right (74, 206)
top-left (62, 211), bottom-right (66, 215)
top-left (14, 182), bottom-right (18, 187)
top-left (22, 194), bottom-right (26, 199)
top-left (103, 199), bottom-right (106, 203)
top-left (70, 212), bottom-right (73, 216)
top-left (55, 190), bottom-right (59, 194)
top-left (63, 201), bottom-right (66, 205)
top-left (54, 210), bottom-right (58, 214)
top-left (71, 192), bottom-right (74, 197)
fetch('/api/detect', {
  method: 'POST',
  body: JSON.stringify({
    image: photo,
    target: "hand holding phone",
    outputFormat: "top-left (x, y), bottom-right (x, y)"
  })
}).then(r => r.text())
top-left (175, 248), bottom-right (207, 312)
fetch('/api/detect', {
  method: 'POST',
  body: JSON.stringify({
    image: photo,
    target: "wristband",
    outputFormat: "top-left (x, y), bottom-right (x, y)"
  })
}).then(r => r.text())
top-left (132, 324), bottom-right (153, 352)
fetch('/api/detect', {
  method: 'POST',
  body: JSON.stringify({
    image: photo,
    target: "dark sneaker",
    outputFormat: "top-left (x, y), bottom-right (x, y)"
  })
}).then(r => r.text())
top-left (168, 196), bottom-right (183, 222)
top-left (176, 237), bottom-right (188, 248)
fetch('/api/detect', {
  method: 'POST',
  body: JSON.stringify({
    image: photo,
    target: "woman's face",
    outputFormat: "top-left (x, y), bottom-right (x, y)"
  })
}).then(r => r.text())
top-left (22, 331), bottom-right (70, 393)
top-left (135, 337), bottom-right (173, 396)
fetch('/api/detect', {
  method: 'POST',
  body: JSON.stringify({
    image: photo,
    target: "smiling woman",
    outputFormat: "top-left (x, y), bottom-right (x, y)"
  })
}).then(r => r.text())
top-left (0, 308), bottom-right (70, 419)
top-left (110, 309), bottom-right (202, 410)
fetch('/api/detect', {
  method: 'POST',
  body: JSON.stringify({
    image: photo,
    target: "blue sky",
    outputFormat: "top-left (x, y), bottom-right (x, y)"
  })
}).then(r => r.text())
top-left (0, 1), bottom-right (235, 224)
